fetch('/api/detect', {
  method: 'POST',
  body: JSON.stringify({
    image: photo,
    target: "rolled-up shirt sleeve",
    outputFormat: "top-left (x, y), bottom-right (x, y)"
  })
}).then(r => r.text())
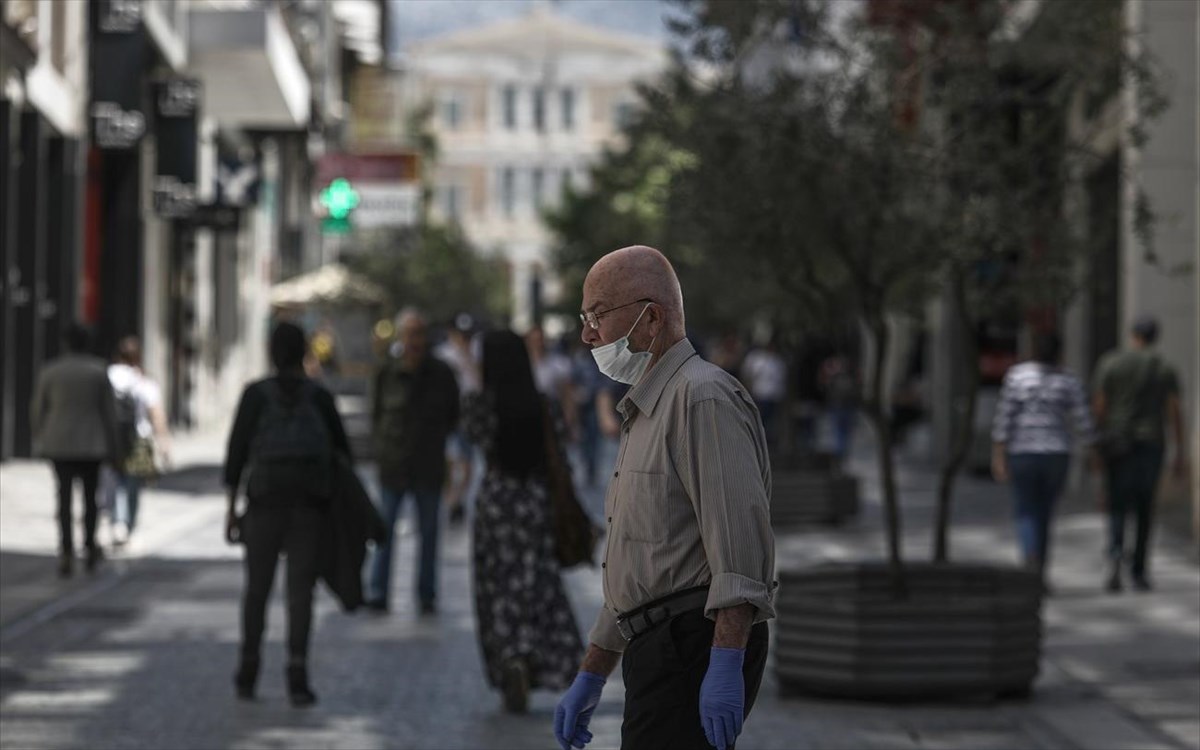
top-left (588, 606), bottom-right (627, 653)
top-left (678, 396), bottom-right (776, 623)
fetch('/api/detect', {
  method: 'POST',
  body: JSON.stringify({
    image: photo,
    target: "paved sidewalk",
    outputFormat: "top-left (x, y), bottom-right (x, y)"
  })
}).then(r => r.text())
top-left (0, 430), bottom-right (1196, 749)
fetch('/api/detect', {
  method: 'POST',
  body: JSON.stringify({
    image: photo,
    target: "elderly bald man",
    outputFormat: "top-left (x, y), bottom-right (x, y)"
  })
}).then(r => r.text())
top-left (554, 247), bottom-right (776, 750)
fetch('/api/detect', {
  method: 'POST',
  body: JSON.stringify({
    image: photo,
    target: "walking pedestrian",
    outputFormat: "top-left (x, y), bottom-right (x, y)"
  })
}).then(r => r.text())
top-left (554, 246), bottom-right (776, 750)
top-left (741, 336), bottom-right (788, 452)
top-left (224, 321), bottom-right (352, 706)
top-left (462, 330), bottom-right (585, 713)
top-left (435, 313), bottom-right (481, 525)
top-left (31, 323), bottom-right (122, 577)
top-left (820, 354), bottom-right (859, 464)
top-left (1091, 316), bottom-right (1188, 593)
top-left (106, 336), bottom-right (170, 546)
top-left (367, 308), bottom-right (460, 615)
top-left (569, 336), bottom-right (604, 487)
top-left (991, 333), bottom-right (1095, 587)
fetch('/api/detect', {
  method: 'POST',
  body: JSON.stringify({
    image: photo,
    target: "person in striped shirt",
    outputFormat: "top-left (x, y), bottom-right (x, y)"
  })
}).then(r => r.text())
top-left (991, 332), bottom-right (1095, 586)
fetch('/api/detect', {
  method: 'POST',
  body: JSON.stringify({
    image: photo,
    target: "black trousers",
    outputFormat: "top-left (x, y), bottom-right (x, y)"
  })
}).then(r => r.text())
top-left (622, 609), bottom-right (769, 750)
top-left (240, 505), bottom-right (322, 663)
top-left (52, 460), bottom-right (101, 555)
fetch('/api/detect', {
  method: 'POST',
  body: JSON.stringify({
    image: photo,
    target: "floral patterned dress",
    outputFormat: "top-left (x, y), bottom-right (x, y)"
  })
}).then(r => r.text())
top-left (463, 392), bottom-right (584, 691)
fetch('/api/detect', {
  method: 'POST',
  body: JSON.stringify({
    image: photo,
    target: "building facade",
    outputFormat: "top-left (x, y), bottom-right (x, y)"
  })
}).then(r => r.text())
top-left (394, 4), bottom-right (665, 331)
top-left (0, 0), bottom-right (387, 459)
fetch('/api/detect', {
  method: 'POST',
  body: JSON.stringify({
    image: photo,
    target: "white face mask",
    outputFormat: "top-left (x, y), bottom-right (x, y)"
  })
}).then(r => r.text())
top-left (591, 304), bottom-right (657, 385)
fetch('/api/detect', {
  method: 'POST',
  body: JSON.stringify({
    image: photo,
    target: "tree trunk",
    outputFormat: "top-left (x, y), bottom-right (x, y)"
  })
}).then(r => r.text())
top-left (864, 316), bottom-right (906, 596)
top-left (933, 273), bottom-right (980, 562)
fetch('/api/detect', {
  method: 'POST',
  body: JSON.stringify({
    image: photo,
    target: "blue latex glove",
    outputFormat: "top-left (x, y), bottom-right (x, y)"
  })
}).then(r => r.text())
top-left (699, 647), bottom-right (746, 750)
top-left (554, 671), bottom-right (605, 750)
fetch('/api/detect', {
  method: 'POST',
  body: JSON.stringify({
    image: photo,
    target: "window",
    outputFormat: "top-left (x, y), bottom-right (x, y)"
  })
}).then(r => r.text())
top-left (502, 85), bottom-right (518, 130)
top-left (561, 88), bottom-right (575, 131)
top-left (531, 168), bottom-right (544, 209)
top-left (501, 167), bottom-right (516, 217)
top-left (533, 87), bottom-right (546, 132)
top-left (441, 94), bottom-right (462, 130)
top-left (613, 101), bottom-right (635, 129)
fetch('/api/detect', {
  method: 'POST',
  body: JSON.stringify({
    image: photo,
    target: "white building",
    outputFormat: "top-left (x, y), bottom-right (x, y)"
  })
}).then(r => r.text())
top-left (398, 4), bottom-right (665, 331)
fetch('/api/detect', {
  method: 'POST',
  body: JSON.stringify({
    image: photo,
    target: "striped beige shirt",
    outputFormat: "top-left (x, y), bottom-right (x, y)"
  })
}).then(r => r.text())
top-left (589, 338), bottom-right (777, 653)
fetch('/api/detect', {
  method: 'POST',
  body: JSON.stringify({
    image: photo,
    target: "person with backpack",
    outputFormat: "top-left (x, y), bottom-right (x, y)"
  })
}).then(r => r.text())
top-left (1091, 316), bottom-right (1188, 593)
top-left (223, 322), bottom-right (352, 706)
top-left (106, 336), bottom-right (170, 546)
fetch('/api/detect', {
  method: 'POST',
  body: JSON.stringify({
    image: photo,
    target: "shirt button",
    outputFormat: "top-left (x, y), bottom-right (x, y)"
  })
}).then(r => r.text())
top-left (613, 471), bottom-right (619, 478)
top-left (607, 517), bottom-right (612, 523)
top-left (601, 562), bottom-right (606, 569)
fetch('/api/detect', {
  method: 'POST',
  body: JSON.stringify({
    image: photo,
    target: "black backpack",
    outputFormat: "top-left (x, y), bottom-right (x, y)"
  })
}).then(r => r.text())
top-left (249, 380), bottom-right (333, 495)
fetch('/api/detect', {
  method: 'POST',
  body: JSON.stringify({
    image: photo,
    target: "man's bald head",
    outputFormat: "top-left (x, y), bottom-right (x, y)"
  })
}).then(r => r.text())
top-left (585, 245), bottom-right (685, 330)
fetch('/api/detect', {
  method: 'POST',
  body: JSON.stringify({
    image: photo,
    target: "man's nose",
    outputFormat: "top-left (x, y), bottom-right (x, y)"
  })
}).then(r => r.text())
top-left (581, 325), bottom-right (599, 346)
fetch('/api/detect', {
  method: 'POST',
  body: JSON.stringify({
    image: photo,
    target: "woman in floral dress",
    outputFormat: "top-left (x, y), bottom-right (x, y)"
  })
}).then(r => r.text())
top-left (463, 330), bottom-right (584, 713)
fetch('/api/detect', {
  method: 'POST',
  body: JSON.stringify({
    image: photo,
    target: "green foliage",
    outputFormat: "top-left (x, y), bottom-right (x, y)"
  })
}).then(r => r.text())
top-left (345, 223), bottom-right (511, 325)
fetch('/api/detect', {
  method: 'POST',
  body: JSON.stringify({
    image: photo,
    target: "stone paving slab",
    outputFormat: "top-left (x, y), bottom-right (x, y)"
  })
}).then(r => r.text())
top-left (1, 431), bottom-right (1197, 750)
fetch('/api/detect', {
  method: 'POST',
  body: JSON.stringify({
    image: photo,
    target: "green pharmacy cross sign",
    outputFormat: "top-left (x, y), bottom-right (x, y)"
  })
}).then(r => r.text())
top-left (320, 178), bottom-right (360, 234)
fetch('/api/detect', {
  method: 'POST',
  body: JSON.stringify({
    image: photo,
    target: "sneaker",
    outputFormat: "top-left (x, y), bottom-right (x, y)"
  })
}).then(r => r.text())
top-left (501, 659), bottom-right (530, 713)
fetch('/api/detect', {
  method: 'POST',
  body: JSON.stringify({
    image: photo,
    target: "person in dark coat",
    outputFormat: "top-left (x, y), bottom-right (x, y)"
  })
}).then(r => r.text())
top-left (366, 308), bottom-right (460, 615)
top-left (31, 323), bottom-right (121, 577)
top-left (224, 322), bottom-right (351, 707)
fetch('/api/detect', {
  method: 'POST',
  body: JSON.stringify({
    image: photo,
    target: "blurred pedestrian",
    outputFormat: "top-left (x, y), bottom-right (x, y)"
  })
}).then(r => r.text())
top-left (555, 246), bottom-right (775, 750)
top-left (991, 333), bottom-right (1094, 586)
top-left (527, 326), bottom-right (577, 427)
top-left (30, 323), bottom-right (122, 578)
top-left (1091, 316), bottom-right (1188, 593)
top-left (224, 321), bottom-right (352, 706)
top-left (105, 336), bottom-right (170, 547)
top-left (435, 313), bottom-right (482, 525)
top-left (368, 308), bottom-right (460, 615)
top-left (569, 336), bottom-right (604, 486)
top-left (462, 330), bottom-right (585, 713)
top-left (742, 336), bottom-right (788, 452)
top-left (820, 354), bottom-right (859, 464)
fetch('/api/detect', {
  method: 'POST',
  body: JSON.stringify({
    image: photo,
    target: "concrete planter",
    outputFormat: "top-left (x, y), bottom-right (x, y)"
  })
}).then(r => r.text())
top-left (775, 562), bottom-right (1043, 700)
top-left (770, 453), bottom-right (858, 527)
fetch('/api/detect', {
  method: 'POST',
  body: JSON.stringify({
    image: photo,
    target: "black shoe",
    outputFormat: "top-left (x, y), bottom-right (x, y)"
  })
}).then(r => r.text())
top-left (1106, 569), bottom-right (1123, 593)
top-left (234, 656), bottom-right (259, 701)
top-left (85, 546), bottom-right (104, 573)
top-left (501, 658), bottom-right (530, 714)
top-left (57, 553), bottom-right (73, 579)
top-left (286, 664), bottom-right (317, 708)
top-left (1132, 576), bottom-right (1153, 592)
top-left (419, 600), bottom-right (437, 616)
top-left (364, 599), bottom-right (388, 614)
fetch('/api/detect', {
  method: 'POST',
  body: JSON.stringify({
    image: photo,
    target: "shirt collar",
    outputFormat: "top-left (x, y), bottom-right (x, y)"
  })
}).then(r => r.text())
top-left (619, 338), bottom-right (697, 419)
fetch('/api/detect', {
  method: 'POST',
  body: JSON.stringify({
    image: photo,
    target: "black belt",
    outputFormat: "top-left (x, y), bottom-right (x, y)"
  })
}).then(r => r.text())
top-left (616, 586), bottom-right (709, 643)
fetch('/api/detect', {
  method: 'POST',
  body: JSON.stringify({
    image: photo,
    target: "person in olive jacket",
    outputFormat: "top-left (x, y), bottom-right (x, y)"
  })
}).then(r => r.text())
top-left (31, 323), bottom-right (122, 577)
top-left (366, 308), bottom-right (460, 614)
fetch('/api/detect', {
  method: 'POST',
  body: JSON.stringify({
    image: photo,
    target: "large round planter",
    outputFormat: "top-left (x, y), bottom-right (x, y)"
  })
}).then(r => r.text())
top-left (774, 562), bottom-right (1043, 700)
top-left (770, 452), bottom-right (859, 527)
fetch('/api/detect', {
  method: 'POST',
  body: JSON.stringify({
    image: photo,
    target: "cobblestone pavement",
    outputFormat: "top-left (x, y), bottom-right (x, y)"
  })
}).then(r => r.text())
top-left (1, 430), bottom-right (1197, 750)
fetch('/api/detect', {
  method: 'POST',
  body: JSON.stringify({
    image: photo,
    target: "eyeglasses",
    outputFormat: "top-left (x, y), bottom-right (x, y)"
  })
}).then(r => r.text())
top-left (579, 298), bottom-right (653, 330)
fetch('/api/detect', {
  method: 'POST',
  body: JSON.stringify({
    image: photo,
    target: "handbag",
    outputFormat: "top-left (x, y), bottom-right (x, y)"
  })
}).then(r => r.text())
top-left (542, 402), bottom-right (600, 569)
top-left (123, 436), bottom-right (159, 479)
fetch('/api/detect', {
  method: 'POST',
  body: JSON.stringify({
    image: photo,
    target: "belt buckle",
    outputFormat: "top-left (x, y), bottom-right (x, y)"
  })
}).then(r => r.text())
top-left (617, 617), bottom-right (635, 642)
